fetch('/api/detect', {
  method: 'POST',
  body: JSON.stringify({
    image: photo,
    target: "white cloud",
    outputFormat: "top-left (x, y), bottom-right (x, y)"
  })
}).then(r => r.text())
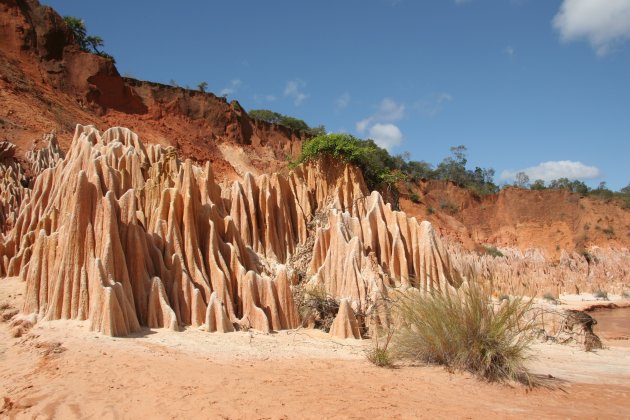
top-left (504, 46), bottom-right (515, 57)
top-left (369, 123), bottom-right (403, 150)
top-left (416, 93), bottom-right (453, 117)
top-left (252, 94), bottom-right (277, 103)
top-left (356, 98), bottom-right (405, 133)
top-left (500, 160), bottom-right (601, 182)
top-left (336, 93), bottom-right (351, 111)
top-left (219, 79), bottom-right (242, 97)
top-left (553, 0), bottom-right (630, 55)
top-left (455, 0), bottom-right (471, 4)
top-left (284, 79), bottom-right (309, 106)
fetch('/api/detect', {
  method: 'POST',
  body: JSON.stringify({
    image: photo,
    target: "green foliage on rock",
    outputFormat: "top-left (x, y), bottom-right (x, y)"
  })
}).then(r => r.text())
top-left (292, 133), bottom-right (403, 191)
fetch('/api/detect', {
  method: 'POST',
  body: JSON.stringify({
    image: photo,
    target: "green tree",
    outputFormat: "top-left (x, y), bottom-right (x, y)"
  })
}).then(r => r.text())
top-left (248, 109), bottom-right (282, 124)
top-left (197, 81), bottom-right (208, 93)
top-left (431, 145), bottom-right (497, 195)
top-left (530, 179), bottom-right (546, 190)
top-left (248, 109), bottom-right (325, 136)
top-left (513, 171), bottom-right (530, 188)
top-left (548, 178), bottom-right (589, 194)
top-left (435, 145), bottom-right (468, 185)
top-left (63, 16), bottom-right (114, 61)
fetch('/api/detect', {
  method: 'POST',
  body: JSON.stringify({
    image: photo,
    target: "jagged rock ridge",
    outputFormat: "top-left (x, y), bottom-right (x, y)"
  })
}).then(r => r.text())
top-left (0, 125), bottom-right (461, 337)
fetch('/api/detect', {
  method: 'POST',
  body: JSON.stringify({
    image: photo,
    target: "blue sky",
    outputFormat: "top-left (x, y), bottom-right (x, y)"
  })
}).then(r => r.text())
top-left (44, 0), bottom-right (630, 190)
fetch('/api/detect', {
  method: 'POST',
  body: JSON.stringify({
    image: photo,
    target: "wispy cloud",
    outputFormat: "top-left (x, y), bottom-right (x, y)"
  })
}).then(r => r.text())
top-left (500, 160), bottom-right (601, 182)
top-left (455, 0), bottom-right (472, 4)
top-left (356, 98), bottom-right (405, 133)
top-left (284, 79), bottom-right (309, 106)
top-left (253, 94), bottom-right (277, 103)
top-left (336, 93), bottom-right (351, 111)
top-left (219, 79), bottom-right (242, 97)
top-left (553, 0), bottom-right (630, 55)
top-left (504, 46), bottom-right (515, 57)
top-left (415, 93), bottom-right (453, 117)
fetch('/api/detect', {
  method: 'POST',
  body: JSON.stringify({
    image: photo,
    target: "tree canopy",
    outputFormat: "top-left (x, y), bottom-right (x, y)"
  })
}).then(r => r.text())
top-left (64, 16), bottom-right (114, 61)
top-left (248, 109), bottom-right (325, 136)
top-left (292, 133), bottom-right (403, 191)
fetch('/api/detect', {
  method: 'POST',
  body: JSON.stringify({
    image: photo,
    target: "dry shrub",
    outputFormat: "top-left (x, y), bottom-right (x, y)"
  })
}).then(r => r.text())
top-left (392, 283), bottom-right (536, 385)
top-left (1, 308), bottom-right (18, 322)
top-left (297, 285), bottom-right (340, 332)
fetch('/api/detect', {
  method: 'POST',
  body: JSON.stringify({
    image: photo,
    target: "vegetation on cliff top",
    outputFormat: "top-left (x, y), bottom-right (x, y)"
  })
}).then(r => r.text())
top-left (248, 109), bottom-right (325, 137)
top-left (63, 16), bottom-right (114, 62)
top-left (514, 173), bottom-right (630, 208)
top-left (292, 134), bottom-right (498, 196)
top-left (293, 133), bottom-right (630, 210)
top-left (291, 133), bottom-right (403, 191)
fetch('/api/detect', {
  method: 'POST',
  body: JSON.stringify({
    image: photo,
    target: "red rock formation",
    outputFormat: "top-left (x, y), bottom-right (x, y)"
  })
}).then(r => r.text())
top-left (449, 244), bottom-right (630, 297)
top-left (0, 0), bottom-right (305, 180)
top-left (329, 299), bottom-right (362, 340)
top-left (0, 141), bottom-right (28, 237)
top-left (26, 131), bottom-right (64, 176)
top-left (0, 125), bottom-right (463, 337)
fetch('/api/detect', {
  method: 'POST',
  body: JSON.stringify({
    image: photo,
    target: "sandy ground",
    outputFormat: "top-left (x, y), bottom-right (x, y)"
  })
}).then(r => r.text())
top-left (2, 276), bottom-right (630, 419)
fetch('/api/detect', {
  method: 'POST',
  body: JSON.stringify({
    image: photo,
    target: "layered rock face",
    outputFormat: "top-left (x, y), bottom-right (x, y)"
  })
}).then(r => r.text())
top-left (450, 245), bottom-right (630, 297)
top-left (1, 125), bottom-right (461, 337)
top-left (0, 0), bottom-right (305, 177)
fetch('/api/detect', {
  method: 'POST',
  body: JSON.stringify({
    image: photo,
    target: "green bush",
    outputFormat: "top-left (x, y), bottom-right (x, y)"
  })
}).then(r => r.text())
top-left (484, 246), bottom-right (504, 258)
top-left (392, 284), bottom-right (535, 384)
top-left (409, 193), bottom-right (421, 204)
top-left (248, 109), bottom-right (324, 136)
top-left (292, 133), bottom-right (403, 191)
top-left (593, 290), bottom-right (609, 300)
top-left (440, 199), bottom-right (458, 214)
top-left (542, 292), bottom-right (557, 302)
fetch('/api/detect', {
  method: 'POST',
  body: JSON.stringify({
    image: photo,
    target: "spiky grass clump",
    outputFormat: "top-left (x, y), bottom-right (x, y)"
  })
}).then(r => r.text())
top-left (366, 327), bottom-right (395, 368)
top-left (392, 284), bottom-right (535, 385)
